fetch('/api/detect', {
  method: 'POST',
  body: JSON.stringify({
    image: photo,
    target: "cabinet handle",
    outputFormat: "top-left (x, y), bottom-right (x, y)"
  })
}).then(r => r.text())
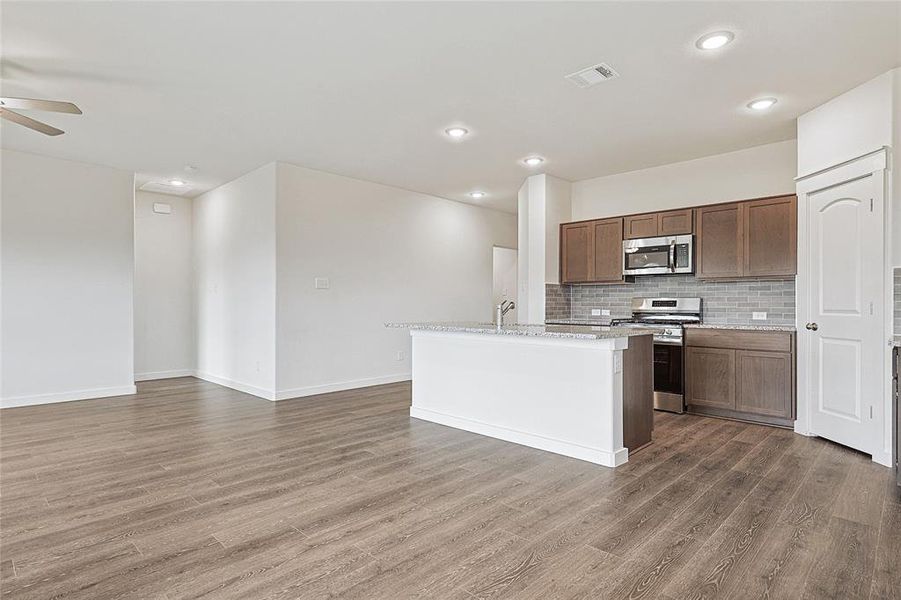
top-left (805, 322), bottom-right (819, 331)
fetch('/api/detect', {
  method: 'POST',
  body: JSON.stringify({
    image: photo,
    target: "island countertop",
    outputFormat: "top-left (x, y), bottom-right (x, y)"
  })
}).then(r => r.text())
top-left (385, 321), bottom-right (660, 340)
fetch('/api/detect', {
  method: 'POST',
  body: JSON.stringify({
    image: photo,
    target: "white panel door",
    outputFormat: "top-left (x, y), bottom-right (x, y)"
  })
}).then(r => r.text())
top-left (807, 175), bottom-right (883, 453)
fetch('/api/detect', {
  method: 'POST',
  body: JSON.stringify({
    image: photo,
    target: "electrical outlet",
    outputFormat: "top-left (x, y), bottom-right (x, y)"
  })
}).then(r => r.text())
top-left (601, 309), bottom-right (611, 316)
top-left (614, 353), bottom-right (623, 373)
top-left (752, 311), bottom-right (767, 320)
top-left (314, 277), bottom-right (329, 290)
top-left (591, 309), bottom-right (601, 316)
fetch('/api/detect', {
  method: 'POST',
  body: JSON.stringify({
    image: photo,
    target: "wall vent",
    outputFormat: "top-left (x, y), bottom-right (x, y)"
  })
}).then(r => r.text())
top-left (139, 181), bottom-right (194, 196)
top-left (565, 63), bottom-right (619, 88)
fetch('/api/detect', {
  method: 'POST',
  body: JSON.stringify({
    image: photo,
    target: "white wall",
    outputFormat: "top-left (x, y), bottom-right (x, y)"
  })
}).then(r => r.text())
top-left (134, 191), bottom-right (194, 380)
top-left (570, 139), bottom-right (798, 221)
top-left (516, 179), bottom-right (531, 322)
top-left (492, 246), bottom-right (517, 307)
top-left (193, 164), bottom-right (277, 398)
top-left (274, 162), bottom-right (517, 398)
top-left (1, 149), bottom-right (136, 407)
top-left (795, 68), bottom-right (898, 467)
top-left (797, 70), bottom-right (895, 177)
top-left (544, 175), bottom-right (572, 284)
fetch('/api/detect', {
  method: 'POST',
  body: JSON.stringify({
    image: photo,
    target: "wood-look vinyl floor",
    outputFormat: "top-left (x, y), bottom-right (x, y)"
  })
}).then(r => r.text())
top-left (1, 377), bottom-right (898, 599)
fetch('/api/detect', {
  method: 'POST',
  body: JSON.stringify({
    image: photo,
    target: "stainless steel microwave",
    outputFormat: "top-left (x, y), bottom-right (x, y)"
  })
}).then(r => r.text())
top-left (623, 235), bottom-right (694, 276)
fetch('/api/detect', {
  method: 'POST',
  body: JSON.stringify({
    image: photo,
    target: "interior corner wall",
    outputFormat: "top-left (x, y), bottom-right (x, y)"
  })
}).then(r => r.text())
top-left (1, 149), bottom-right (136, 407)
top-left (193, 163), bottom-right (277, 399)
top-left (570, 139), bottom-right (798, 221)
top-left (134, 191), bottom-right (195, 380)
top-left (274, 162), bottom-right (517, 398)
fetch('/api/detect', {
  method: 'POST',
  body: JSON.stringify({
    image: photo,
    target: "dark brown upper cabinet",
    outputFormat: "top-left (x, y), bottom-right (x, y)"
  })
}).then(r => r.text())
top-left (696, 195), bottom-right (797, 280)
top-left (560, 222), bottom-right (593, 283)
top-left (593, 218), bottom-right (625, 282)
top-left (743, 195), bottom-right (797, 278)
top-left (624, 209), bottom-right (693, 239)
top-left (624, 214), bottom-right (659, 239)
top-left (559, 194), bottom-right (795, 284)
top-left (657, 209), bottom-right (694, 236)
top-left (560, 218), bottom-right (624, 284)
top-left (696, 203), bottom-right (743, 279)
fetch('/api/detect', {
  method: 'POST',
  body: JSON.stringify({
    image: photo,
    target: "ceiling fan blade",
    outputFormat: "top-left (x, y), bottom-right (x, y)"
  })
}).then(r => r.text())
top-left (0, 97), bottom-right (82, 114)
top-left (0, 108), bottom-right (64, 136)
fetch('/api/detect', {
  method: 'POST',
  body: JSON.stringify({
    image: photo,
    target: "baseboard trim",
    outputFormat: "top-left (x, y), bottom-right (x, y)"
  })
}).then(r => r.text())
top-left (193, 371), bottom-right (276, 401)
top-left (409, 406), bottom-right (628, 467)
top-left (134, 369), bottom-right (195, 382)
top-left (1, 385), bottom-right (138, 409)
top-left (275, 373), bottom-right (411, 401)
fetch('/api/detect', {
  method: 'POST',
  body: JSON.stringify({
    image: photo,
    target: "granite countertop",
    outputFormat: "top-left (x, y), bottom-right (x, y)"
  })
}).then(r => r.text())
top-left (683, 323), bottom-right (797, 332)
top-left (385, 322), bottom-right (661, 340)
top-left (545, 319), bottom-right (614, 327)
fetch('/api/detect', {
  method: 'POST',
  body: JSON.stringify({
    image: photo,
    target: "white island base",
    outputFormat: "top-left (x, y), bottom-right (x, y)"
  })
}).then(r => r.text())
top-left (405, 326), bottom-right (653, 467)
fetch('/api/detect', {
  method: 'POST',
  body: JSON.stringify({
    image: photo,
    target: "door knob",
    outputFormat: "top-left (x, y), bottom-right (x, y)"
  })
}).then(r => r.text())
top-left (805, 322), bottom-right (819, 331)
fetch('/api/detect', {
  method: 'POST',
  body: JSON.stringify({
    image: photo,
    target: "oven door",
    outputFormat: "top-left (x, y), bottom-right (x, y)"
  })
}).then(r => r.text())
top-left (653, 340), bottom-right (684, 413)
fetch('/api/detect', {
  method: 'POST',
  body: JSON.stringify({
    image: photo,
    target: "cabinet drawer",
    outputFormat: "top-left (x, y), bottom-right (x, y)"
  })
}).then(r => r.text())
top-left (685, 328), bottom-right (792, 352)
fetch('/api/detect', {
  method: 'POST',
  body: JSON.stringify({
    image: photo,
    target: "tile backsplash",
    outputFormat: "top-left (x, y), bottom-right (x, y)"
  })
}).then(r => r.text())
top-left (546, 275), bottom-right (796, 326)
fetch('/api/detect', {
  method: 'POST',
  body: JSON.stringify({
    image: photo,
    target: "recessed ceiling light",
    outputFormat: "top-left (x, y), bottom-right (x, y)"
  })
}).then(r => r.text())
top-left (523, 156), bottom-right (545, 167)
top-left (469, 191), bottom-right (486, 199)
top-left (696, 31), bottom-right (735, 50)
top-left (445, 127), bottom-right (469, 139)
top-left (747, 97), bottom-right (777, 111)
top-left (168, 179), bottom-right (186, 186)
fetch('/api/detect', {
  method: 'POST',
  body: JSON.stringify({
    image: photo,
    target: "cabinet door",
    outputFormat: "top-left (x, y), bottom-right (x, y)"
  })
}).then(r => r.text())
top-left (685, 347), bottom-right (736, 409)
top-left (560, 222), bottom-right (593, 283)
top-left (593, 218), bottom-right (624, 282)
top-left (743, 195), bottom-right (797, 277)
top-left (624, 214), bottom-right (658, 239)
top-left (657, 209), bottom-right (693, 236)
top-left (736, 351), bottom-right (793, 419)
top-left (696, 203), bottom-right (743, 279)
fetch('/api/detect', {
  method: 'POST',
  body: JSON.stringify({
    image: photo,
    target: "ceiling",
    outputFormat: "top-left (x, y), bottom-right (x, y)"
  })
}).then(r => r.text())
top-left (2, 2), bottom-right (899, 213)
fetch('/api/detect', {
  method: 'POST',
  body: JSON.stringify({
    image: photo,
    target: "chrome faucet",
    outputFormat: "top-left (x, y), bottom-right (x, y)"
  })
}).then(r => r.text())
top-left (495, 300), bottom-right (516, 327)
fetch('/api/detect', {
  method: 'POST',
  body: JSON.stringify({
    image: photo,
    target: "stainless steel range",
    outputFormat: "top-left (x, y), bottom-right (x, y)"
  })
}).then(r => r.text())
top-left (611, 297), bottom-right (702, 413)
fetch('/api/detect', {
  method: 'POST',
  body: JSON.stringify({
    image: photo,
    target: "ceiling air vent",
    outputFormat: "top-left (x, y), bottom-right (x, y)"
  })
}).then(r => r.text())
top-left (565, 63), bottom-right (619, 88)
top-left (139, 181), bottom-right (194, 197)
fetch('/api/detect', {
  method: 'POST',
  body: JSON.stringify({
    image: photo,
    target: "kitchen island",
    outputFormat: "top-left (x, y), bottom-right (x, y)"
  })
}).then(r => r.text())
top-left (386, 322), bottom-right (655, 467)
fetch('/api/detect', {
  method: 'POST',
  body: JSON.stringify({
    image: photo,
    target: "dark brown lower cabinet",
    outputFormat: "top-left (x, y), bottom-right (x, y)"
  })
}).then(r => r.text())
top-left (736, 350), bottom-right (792, 418)
top-left (685, 347), bottom-right (735, 410)
top-left (685, 329), bottom-right (795, 427)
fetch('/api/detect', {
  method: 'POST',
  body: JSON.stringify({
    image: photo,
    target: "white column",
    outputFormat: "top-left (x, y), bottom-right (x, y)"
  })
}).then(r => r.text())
top-left (517, 174), bottom-right (572, 324)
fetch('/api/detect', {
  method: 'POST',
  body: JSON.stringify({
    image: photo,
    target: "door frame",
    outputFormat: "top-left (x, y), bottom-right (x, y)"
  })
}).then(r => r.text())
top-left (795, 147), bottom-right (892, 466)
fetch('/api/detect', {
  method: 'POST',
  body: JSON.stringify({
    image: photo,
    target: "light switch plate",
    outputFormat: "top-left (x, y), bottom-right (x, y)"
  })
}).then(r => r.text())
top-left (752, 311), bottom-right (767, 320)
top-left (591, 309), bottom-right (601, 316)
top-left (601, 309), bottom-right (611, 316)
top-left (314, 277), bottom-right (329, 289)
